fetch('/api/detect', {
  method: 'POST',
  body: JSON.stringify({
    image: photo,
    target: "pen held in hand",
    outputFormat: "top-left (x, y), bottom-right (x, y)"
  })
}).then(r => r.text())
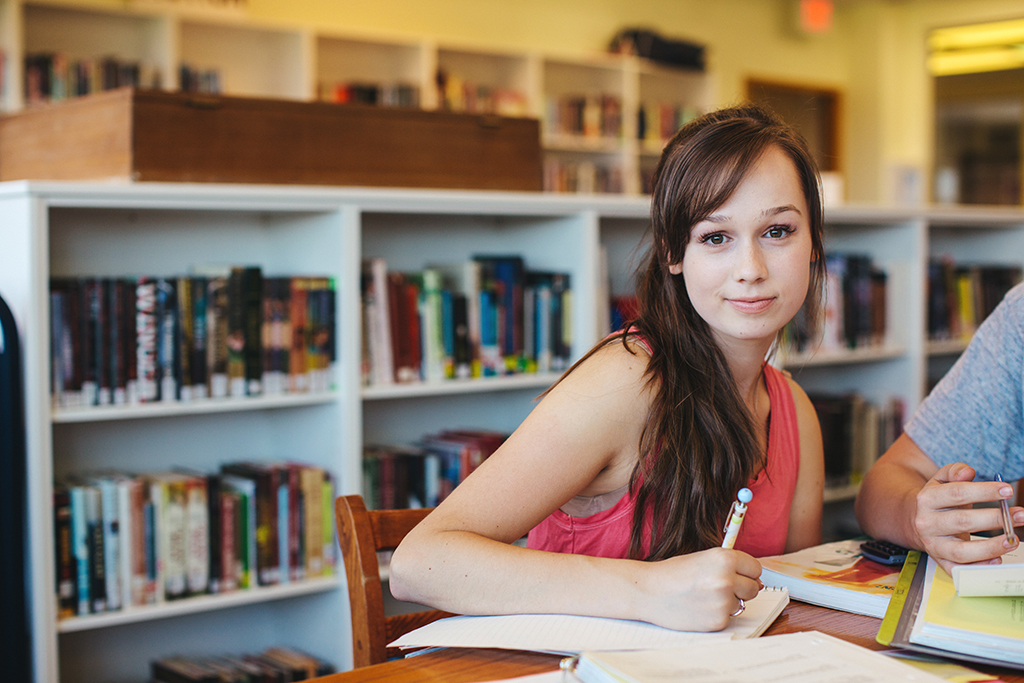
top-left (722, 488), bottom-right (752, 549)
top-left (995, 473), bottom-right (1017, 546)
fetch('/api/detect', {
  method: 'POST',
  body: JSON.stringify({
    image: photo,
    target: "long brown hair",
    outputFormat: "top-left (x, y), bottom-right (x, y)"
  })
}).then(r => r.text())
top-left (554, 104), bottom-right (825, 560)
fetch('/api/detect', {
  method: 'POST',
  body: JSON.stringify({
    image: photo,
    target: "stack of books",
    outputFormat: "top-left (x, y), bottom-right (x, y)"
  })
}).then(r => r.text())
top-left (879, 547), bottom-right (1024, 669)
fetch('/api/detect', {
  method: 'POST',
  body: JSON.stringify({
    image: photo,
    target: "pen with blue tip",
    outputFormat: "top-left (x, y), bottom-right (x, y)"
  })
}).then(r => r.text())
top-left (722, 488), bottom-right (752, 549)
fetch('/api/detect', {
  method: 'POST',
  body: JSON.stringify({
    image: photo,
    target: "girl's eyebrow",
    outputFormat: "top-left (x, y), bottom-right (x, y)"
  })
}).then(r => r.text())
top-left (763, 204), bottom-right (802, 217)
top-left (701, 204), bottom-right (802, 224)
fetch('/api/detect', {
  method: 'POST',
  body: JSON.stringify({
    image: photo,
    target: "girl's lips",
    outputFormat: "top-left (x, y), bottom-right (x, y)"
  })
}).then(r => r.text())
top-left (728, 297), bottom-right (774, 313)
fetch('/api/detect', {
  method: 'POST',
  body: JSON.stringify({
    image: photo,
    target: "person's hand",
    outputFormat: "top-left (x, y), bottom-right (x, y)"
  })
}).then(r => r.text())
top-left (634, 548), bottom-right (762, 632)
top-left (913, 462), bottom-right (1023, 574)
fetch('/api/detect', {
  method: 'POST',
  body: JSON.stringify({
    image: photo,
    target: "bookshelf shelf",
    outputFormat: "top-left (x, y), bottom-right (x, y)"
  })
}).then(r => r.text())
top-left (779, 344), bottom-right (908, 369)
top-left (51, 391), bottom-right (340, 423)
top-left (56, 576), bottom-right (340, 634)
top-left (361, 373), bottom-right (560, 401)
top-left (926, 338), bottom-right (971, 356)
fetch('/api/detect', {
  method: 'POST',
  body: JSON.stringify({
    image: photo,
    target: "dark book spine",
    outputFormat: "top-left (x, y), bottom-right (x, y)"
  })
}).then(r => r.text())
top-left (109, 278), bottom-right (127, 405)
top-left (190, 276), bottom-right (209, 398)
top-left (86, 488), bottom-right (107, 612)
top-left (227, 269), bottom-right (246, 397)
top-left (49, 286), bottom-right (66, 406)
top-left (325, 280), bottom-right (336, 389)
top-left (206, 474), bottom-right (222, 594)
top-left (289, 277), bottom-right (308, 392)
top-left (177, 276), bottom-right (194, 401)
top-left (123, 277), bottom-right (139, 404)
top-left (241, 267), bottom-right (264, 396)
top-left (81, 278), bottom-right (98, 405)
top-left (451, 292), bottom-right (470, 377)
top-left (53, 488), bottom-right (77, 619)
top-left (262, 278), bottom-right (275, 393)
top-left (96, 278), bottom-right (112, 405)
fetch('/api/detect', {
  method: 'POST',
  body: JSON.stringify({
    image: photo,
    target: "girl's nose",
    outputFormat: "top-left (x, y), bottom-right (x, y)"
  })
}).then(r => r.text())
top-left (736, 241), bottom-right (768, 283)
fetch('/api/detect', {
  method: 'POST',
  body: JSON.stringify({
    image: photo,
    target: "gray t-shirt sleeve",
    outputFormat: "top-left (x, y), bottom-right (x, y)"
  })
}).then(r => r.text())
top-left (905, 281), bottom-right (1024, 480)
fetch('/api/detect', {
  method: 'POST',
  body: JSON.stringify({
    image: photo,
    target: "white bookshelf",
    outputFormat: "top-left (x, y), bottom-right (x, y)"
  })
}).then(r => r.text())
top-left (0, 181), bottom-right (360, 683)
top-left (0, 0), bottom-right (712, 196)
top-left (5, 180), bottom-right (1024, 682)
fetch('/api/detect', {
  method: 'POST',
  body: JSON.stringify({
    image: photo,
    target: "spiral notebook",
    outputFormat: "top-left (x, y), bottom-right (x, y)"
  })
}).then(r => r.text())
top-left (388, 587), bottom-right (788, 655)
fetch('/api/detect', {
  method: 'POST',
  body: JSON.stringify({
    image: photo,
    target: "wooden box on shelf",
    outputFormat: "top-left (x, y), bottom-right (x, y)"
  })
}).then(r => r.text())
top-left (0, 87), bottom-right (543, 191)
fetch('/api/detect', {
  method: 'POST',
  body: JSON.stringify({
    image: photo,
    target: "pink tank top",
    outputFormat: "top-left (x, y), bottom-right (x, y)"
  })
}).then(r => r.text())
top-left (526, 362), bottom-right (800, 558)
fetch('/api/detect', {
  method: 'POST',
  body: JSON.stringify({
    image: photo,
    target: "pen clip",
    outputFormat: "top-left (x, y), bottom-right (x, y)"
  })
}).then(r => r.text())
top-left (724, 500), bottom-right (738, 534)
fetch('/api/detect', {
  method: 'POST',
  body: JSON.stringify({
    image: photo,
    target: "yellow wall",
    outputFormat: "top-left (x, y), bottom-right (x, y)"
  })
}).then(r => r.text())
top-left (246, 0), bottom-right (863, 190)
top-left (247, 0), bottom-right (854, 107)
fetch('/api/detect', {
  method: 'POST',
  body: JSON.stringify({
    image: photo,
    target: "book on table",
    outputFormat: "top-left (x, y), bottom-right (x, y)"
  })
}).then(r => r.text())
top-left (759, 538), bottom-right (900, 618)
top-left (879, 550), bottom-right (1024, 670)
top-left (388, 586), bottom-right (789, 655)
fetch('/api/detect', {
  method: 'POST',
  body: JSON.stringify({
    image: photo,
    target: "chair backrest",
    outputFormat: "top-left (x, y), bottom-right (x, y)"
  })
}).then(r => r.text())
top-left (335, 494), bottom-right (453, 668)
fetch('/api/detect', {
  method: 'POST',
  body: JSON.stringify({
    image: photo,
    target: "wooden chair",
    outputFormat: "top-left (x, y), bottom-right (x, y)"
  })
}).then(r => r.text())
top-left (335, 494), bottom-right (454, 668)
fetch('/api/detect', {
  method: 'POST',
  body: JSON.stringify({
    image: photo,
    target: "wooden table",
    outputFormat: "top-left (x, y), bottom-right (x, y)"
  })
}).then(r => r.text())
top-left (310, 602), bottom-right (1024, 682)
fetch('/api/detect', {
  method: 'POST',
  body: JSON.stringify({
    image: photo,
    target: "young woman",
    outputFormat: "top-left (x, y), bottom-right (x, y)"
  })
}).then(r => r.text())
top-left (389, 104), bottom-right (826, 632)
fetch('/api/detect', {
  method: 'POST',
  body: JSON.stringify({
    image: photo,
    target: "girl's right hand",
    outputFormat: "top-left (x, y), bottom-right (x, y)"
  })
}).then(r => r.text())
top-left (635, 547), bottom-right (763, 632)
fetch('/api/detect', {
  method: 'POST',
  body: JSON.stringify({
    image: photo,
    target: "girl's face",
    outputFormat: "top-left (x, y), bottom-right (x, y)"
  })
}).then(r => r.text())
top-left (670, 145), bottom-right (814, 353)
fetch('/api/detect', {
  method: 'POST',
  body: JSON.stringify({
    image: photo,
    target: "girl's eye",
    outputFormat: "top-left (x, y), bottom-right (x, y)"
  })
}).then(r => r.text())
top-left (699, 232), bottom-right (726, 245)
top-left (765, 225), bottom-right (794, 239)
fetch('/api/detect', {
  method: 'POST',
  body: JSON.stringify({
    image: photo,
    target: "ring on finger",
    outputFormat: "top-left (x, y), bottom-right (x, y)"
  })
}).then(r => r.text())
top-left (730, 598), bottom-right (745, 617)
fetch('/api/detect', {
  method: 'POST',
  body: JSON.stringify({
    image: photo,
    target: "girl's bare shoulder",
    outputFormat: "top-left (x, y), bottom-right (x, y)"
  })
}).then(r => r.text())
top-left (557, 337), bottom-right (653, 394)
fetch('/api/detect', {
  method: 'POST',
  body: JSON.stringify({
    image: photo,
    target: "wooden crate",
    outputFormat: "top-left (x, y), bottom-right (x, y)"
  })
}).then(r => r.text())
top-left (0, 88), bottom-right (543, 191)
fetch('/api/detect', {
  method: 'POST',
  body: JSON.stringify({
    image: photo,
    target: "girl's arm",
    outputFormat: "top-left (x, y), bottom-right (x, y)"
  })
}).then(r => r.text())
top-left (783, 380), bottom-right (824, 552)
top-left (389, 343), bottom-right (763, 632)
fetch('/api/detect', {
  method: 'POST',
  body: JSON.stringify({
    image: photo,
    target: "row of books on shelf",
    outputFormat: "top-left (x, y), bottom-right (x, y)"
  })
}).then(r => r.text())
top-left (49, 269), bottom-right (336, 409)
top-left (363, 429), bottom-right (507, 510)
top-left (361, 255), bottom-right (572, 386)
top-left (317, 81), bottom-right (420, 108)
top-left (54, 461), bottom-right (336, 619)
top-left (926, 259), bottom-right (1022, 343)
top-left (637, 102), bottom-right (700, 145)
top-left (784, 253), bottom-right (888, 354)
top-left (809, 392), bottom-right (904, 489)
top-left (545, 93), bottom-right (623, 139)
top-left (25, 52), bottom-right (162, 104)
top-left (543, 158), bottom-right (624, 194)
top-left (435, 70), bottom-right (529, 117)
top-left (152, 646), bottom-right (334, 683)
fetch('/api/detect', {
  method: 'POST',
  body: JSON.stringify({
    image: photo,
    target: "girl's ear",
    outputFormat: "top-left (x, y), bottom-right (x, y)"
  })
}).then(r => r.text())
top-left (668, 262), bottom-right (684, 275)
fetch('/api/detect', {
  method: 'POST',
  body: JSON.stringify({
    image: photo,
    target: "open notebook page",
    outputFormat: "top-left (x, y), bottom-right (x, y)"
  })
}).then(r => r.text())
top-left (389, 586), bottom-right (788, 655)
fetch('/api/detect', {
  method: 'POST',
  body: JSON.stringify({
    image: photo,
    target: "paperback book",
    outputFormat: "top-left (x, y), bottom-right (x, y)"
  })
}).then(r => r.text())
top-left (760, 538), bottom-right (900, 618)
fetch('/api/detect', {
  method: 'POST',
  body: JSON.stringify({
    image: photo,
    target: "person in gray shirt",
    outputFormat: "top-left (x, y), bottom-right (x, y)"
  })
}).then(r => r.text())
top-left (856, 282), bottom-right (1024, 573)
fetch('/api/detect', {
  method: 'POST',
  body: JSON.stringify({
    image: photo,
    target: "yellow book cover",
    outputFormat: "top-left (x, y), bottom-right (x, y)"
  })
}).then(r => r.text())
top-left (922, 560), bottom-right (1024, 644)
